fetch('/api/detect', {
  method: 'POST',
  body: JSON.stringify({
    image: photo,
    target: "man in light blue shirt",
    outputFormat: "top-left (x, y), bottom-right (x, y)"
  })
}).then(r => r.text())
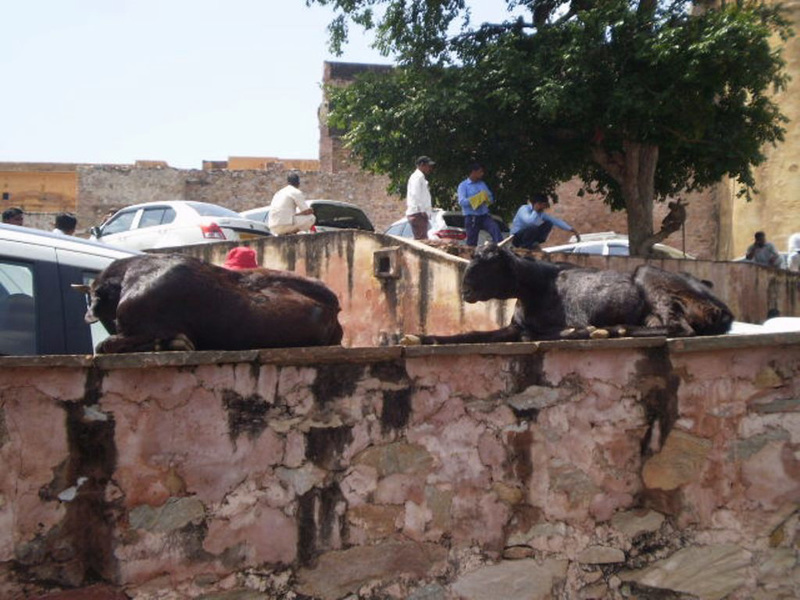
top-left (456, 162), bottom-right (503, 247)
top-left (511, 193), bottom-right (580, 249)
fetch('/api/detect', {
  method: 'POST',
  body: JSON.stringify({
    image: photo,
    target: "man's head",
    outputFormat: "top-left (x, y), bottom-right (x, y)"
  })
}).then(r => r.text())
top-left (467, 162), bottom-right (484, 181)
top-left (2, 207), bottom-right (24, 226)
top-left (416, 156), bottom-right (435, 175)
top-left (754, 231), bottom-right (766, 246)
top-left (530, 193), bottom-right (550, 212)
top-left (54, 212), bottom-right (77, 235)
top-left (287, 173), bottom-right (301, 187)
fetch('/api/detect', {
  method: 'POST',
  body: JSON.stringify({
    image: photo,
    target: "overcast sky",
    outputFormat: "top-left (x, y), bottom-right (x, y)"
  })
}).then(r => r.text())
top-left (2, 1), bottom-right (517, 169)
top-left (1, 0), bottom-right (393, 169)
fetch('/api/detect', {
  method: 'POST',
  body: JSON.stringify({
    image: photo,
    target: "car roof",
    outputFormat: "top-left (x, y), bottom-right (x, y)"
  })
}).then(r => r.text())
top-left (113, 200), bottom-right (239, 212)
top-left (114, 200), bottom-right (192, 209)
top-left (242, 199), bottom-right (367, 211)
top-left (0, 224), bottom-right (141, 258)
top-left (545, 237), bottom-right (694, 259)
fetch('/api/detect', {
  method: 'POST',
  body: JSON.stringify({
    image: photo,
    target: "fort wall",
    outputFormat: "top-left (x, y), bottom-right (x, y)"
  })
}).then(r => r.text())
top-left (174, 232), bottom-right (800, 342)
top-left (1, 334), bottom-right (798, 599)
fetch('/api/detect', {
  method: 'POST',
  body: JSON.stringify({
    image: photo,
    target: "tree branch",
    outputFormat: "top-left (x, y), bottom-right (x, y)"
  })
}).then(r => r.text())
top-left (646, 198), bottom-right (688, 247)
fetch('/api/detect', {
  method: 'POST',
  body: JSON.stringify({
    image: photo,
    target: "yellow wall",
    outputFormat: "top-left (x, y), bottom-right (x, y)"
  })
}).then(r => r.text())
top-left (726, 0), bottom-right (800, 257)
top-left (0, 167), bottom-right (77, 213)
top-left (227, 156), bottom-right (320, 171)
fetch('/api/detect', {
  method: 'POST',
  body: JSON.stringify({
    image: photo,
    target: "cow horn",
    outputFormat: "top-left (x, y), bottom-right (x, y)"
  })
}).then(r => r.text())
top-left (71, 283), bottom-right (91, 295)
top-left (497, 235), bottom-right (515, 248)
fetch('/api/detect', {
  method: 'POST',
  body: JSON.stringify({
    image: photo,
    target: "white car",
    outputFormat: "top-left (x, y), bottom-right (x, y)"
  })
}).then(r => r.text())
top-left (545, 232), bottom-right (694, 259)
top-left (90, 201), bottom-right (272, 251)
top-left (728, 317), bottom-right (800, 335)
top-left (385, 209), bottom-right (510, 245)
top-left (0, 224), bottom-right (140, 355)
top-left (240, 199), bottom-right (375, 233)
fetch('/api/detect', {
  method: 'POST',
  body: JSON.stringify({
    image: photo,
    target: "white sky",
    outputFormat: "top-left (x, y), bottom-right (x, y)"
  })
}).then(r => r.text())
top-left (1, 1), bottom-right (517, 169)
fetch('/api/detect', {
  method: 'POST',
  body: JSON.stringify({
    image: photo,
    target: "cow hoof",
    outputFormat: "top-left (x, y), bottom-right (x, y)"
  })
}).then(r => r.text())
top-left (169, 334), bottom-right (195, 352)
top-left (399, 334), bottom-right (422, 346)
top-left (590, 328), bottom-right (610, 339)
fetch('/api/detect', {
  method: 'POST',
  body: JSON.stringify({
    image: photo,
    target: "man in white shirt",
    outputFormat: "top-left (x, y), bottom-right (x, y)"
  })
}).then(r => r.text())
top-left (268, 173), bottom-right (316, 235)
top-left (405, 156), bottom-right (435, 240)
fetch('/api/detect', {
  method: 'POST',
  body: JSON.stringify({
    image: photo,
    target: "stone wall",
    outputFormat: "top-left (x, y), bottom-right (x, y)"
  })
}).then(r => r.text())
top-left (726, 0), bottom-right (800, 257)
top-left (0, 162), bottom-right (79, 215)
top-left (1, 334), bottom-right (798, 599)
top-left (75, 164), bottom-right (399, 236)
top-left (174, 232), bottom-right (800, 336)
top-left (546, 178), bottom-right (720, 260)
top-left (173, 233), bottom-right (513, 348)
top-left (72, 161), bottom-right (720, 258)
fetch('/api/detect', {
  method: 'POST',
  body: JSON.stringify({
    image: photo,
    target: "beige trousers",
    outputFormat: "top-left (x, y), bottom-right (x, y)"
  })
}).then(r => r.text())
top-left (270, 214), bottom-right (316, 236)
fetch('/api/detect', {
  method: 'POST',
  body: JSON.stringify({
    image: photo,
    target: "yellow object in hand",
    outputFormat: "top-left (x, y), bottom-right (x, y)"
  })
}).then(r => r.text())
top-left (468, 190), bottom-right (489, 210)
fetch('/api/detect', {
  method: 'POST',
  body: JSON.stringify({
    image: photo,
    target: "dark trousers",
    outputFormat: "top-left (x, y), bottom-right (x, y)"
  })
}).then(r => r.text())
top-left (512, 221), bottom-right (553, 249)
top-left (465, 214), bottom-right (503, 247)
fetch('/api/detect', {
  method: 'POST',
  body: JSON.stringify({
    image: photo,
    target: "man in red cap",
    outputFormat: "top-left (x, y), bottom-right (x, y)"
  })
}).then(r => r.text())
top-left (223, 246), bottom-right (259, 270)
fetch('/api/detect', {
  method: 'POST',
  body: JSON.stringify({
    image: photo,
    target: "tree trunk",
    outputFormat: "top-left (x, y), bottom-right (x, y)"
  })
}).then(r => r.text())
top-left (623, 141), bottom-right (658, 256)
top-left (591, 140), bottom-right (659, 257)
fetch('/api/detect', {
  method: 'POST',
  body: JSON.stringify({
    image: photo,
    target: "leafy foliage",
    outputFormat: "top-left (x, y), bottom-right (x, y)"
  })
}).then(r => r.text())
top-left (309, 0), bottom-right (792, 253)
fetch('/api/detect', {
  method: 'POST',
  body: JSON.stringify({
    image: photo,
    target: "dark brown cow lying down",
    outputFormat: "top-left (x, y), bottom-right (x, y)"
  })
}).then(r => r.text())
top-left (404, 243), bottom-right (733, 345)
top-left (80, 253), bottom-right (343, 353)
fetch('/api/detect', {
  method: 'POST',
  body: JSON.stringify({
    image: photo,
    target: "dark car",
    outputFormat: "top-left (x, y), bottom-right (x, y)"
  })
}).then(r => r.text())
top-left (241, 199), bottom-right (375, 233)
top-left (0, 224), bottom-right (140, 355)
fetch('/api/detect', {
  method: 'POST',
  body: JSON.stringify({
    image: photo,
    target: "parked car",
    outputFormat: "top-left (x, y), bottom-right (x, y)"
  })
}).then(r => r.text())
top-left (384, 209), bottom-right (510, 245)
top-left (545, 232), bottom-right (695, 259)
top-left (728, 317), bottom-right (800, 335)
top-left (0, 224), bottom-right (141, 356)
top-left (240, 199), bottom-right (375, 233)
top-left (90, 201), bottom-right (272, 251)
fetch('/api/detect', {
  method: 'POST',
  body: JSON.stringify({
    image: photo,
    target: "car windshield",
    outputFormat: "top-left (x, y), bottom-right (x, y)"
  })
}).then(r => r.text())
top-left (313, 204), bottom-right (374, 231)
top-left (102, 210), bottom-right (137, 235)
top-left (187, 202), bottom-right (242, 218)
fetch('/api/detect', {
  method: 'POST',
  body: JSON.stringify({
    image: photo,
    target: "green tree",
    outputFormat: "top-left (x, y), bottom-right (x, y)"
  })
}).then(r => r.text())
top-left (310, 0), bottom-right (792, 256)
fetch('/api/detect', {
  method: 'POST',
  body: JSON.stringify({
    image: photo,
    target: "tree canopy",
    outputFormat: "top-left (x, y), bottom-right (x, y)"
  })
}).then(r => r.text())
top-left (309, 0), bottom-right (792, 255)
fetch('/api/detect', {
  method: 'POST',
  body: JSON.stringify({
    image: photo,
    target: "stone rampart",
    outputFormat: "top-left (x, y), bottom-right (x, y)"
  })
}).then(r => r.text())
top-left (173, 232), bottom-right (799, 335)
top-left (1, 334), bottom-right (798, 599)
top-left (75, 165), bottom-right (398, 235)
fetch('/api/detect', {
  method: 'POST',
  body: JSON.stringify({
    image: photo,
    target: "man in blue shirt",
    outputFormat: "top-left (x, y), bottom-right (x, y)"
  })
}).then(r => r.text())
top-left (457, 162), bottom-right (503, 247)
top-left (511, 193), bottom-right (580, 249)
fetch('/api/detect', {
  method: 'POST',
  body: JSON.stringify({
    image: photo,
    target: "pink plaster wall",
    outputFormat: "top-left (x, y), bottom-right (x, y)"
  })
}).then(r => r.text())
top-left (1, 334), bottom-right (798, 599)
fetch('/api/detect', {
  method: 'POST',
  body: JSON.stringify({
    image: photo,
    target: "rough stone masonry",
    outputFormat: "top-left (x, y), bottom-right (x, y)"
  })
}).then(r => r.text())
top-left (1, 331), bottom-right (798, 599)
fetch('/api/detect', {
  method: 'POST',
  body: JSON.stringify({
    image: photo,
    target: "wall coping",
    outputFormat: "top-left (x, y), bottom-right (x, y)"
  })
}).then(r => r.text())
top-left (3, 331), bottom-right (798, 369)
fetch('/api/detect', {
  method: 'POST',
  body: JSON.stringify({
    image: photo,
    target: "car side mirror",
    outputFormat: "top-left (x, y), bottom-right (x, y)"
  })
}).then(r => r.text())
top-left (90, 226), bottom-right (102, 238)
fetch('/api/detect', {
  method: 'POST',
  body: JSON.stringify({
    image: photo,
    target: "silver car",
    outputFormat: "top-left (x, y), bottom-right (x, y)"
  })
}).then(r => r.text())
top-left (90, 200), bottom-right (272, 251)
top-left (545, 232), bottom-right (695, 259)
